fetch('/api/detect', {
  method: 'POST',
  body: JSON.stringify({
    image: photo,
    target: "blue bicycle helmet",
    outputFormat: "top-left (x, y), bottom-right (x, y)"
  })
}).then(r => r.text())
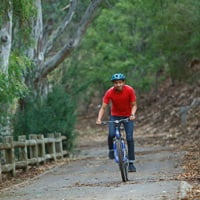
top-left (111, 73), bottom-right (126, 81)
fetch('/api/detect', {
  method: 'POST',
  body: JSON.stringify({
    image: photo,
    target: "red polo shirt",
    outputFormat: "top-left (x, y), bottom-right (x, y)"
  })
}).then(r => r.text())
top-left (103, 85), bottom-right (136, 116)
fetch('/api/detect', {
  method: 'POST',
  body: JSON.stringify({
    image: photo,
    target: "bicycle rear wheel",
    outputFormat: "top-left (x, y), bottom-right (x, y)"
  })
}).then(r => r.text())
top-left (116, 139), bottom-right (128, 182)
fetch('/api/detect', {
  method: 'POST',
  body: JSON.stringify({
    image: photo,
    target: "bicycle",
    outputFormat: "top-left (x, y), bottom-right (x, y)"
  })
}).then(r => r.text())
top-left (101, 118), bottom-right (129, 182)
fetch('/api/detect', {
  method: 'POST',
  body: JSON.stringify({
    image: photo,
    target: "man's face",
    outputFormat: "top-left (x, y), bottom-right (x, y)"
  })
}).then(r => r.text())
top-left (113, 80), bottom-right (125, 91)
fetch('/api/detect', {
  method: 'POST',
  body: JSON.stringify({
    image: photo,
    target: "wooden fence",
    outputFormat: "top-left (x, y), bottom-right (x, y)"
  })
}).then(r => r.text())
top-left (0, 133), bottom-right (67, 182)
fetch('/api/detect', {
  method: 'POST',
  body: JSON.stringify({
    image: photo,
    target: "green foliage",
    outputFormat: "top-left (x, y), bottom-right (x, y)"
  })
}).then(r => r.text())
top-left (0, 53), bottom-right (29, 105)
top-left (0, 0), bottom-right (11, 22)
top-left (13, 86), bottom-right (77, 151)
top-left (69, 0), bottom-right (200, 97)
top-left (0, 53), bottom-right (30, 125)
top-left (72, 0), bottom-right (158, 92)
top-left (0, 0), bottom-right (35, 45)
top-left (151, 0), bottom-right (200, 81)
top-left (12, 0), bottom-right (36, 47)
top-left (13, 0), bottom-right (36, 24)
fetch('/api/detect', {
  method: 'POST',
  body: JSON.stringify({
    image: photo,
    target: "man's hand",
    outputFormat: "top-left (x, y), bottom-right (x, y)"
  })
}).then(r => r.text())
top-left (129, 114), bottom-right (136, 121)
top-left (96, 103), bottom-right (107, 125)
top-left (96, 119), bottom-right (102, 125)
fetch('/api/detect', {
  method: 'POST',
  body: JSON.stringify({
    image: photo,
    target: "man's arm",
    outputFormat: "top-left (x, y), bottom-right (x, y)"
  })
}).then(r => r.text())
top-left (130, 101), bottom-right (137, 120)
top-left (96, 102), bottom-right (107, 124)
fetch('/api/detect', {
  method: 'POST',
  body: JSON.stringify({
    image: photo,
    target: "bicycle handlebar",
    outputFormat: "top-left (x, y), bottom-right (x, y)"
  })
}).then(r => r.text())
top-left (101, 117), bottom-right (129, 125)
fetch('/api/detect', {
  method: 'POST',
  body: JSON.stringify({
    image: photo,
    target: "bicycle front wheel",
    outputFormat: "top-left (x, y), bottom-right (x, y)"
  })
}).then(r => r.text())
top-left (116, 139), bottom-right (128, 182)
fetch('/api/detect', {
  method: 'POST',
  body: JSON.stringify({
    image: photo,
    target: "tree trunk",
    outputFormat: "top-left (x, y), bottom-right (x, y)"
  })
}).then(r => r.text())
top-left (0, 0), bottom-right (13, 74)
top-left (25, 0), bottom-right (46, 94)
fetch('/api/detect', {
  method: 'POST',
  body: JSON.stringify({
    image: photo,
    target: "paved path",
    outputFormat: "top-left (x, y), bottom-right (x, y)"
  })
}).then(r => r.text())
top-left (0, 143), bottom-right (185, 200)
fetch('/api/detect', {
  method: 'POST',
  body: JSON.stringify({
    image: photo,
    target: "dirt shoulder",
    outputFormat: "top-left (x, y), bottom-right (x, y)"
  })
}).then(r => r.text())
top-left (136, 80), bottom-right (200, 199)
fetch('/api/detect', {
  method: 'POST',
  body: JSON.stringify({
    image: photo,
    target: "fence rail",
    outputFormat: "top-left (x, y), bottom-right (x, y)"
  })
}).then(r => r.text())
top-left (0, 133), bottom-right (67, 182)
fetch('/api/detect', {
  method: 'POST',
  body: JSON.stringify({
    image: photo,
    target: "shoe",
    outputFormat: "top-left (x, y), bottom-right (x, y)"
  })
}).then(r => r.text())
top-left (108, 150), bottom-right (114, 159)
top-left (128, 163), bottom-right (136, 172)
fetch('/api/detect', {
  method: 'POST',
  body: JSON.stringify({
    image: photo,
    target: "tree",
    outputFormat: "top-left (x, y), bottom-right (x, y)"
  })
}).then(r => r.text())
top-left (0, 0), bottom-right (104, 137)
top-left (0, 0), bottom-right (103, 92)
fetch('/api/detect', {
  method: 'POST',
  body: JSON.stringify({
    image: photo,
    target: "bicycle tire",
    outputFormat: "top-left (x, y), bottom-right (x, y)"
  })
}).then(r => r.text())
top-left (116, 139), bottom-right (128, 182)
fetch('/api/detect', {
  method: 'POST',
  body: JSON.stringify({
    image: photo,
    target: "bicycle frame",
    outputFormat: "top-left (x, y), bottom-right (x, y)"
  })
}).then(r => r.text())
top-left (102, 118), bottom-right (129, 163)
top-left (113, 125), bottom-right (128, 164)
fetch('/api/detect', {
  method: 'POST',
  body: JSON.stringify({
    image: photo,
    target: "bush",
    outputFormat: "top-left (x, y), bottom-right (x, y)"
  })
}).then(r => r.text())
top-left (13, 86), bottom-right (77, 151)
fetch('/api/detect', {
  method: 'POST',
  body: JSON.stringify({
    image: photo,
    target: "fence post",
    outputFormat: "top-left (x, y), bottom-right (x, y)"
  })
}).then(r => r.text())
top-left (55, 133), bottom-right (63, 159)
top-left (29, 134), bottom-right (39, 166)
top-left (9, 136), bottom-right (15, 177)
top-left (47, 134), bottom-right (56, 161)
top-left (18, 135), bottom-right (28, 172)
top-left (37, 135), bottom-right (46, 164)
top-left (3, 136), bottom-right (15, 177)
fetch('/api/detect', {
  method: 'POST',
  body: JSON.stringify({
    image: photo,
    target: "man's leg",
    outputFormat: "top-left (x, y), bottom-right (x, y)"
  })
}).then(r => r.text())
top-left (108, 116), bottom-right (116, 159)
top-left (124, 120), bottom-right (136, 172)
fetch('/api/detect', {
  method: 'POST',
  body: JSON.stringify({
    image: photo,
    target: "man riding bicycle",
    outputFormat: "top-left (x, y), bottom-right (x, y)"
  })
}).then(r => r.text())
top-left (96, 73), bottom-right (137, 172)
